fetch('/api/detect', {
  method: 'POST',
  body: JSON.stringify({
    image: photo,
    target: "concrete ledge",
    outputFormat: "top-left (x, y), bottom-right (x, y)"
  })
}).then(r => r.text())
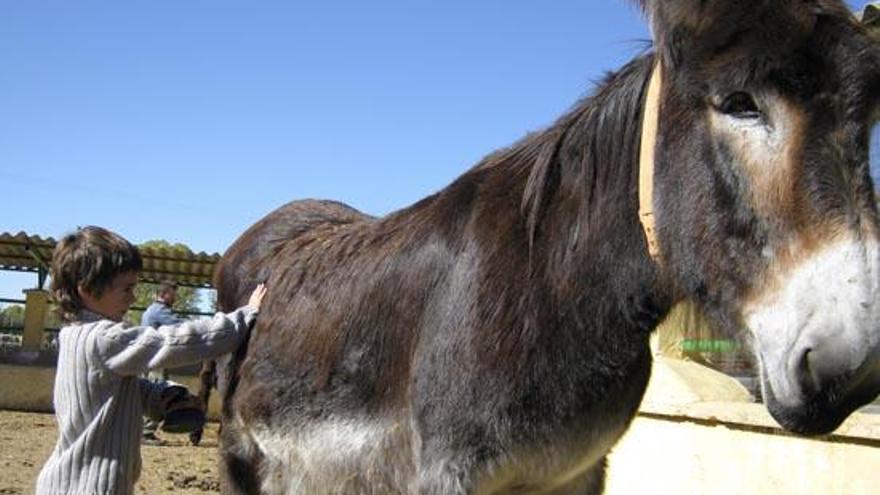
top-left (643, 356), bottom-right (880, 441)
top-left (638, 401), bottom-right (880, 442)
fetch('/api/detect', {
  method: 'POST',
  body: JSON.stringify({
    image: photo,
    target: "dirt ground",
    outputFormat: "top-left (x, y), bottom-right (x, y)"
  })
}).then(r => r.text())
top-left (0, 409), bottom-right (222, 494)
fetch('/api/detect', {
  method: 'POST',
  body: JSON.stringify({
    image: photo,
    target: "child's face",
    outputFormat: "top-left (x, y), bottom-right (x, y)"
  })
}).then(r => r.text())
top-left (79, 271), bottom-right (139, 322)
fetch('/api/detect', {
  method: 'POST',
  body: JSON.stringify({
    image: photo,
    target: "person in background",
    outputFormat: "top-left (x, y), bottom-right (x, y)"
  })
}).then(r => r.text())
top-left (140, 281), bottom-right (183, 445)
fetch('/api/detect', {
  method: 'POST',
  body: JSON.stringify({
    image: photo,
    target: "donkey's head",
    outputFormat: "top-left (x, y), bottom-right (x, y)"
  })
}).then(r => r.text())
top-left (642, 0), bottom-right (880, 434)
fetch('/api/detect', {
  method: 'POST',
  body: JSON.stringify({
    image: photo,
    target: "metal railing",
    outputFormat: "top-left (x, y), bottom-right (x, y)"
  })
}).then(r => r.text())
top-left (0, 300), bottom-right (214, 354)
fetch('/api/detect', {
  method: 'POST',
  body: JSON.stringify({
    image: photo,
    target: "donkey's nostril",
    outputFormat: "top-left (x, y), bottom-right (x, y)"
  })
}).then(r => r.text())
top-left (801, 341), bottom-right (853, 395)
top-left (797, 347), bottom-right (818, 395)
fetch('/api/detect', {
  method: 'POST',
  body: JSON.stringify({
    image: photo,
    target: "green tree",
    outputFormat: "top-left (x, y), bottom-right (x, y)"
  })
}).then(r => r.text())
top-left (0, 304), bottom-right (25, 331)
top-left (125, 240), bottom-right (202, 325)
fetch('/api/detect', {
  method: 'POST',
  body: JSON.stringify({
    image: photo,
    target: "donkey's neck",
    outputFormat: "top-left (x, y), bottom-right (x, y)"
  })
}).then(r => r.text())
top-left (518, 53), bottom-right (671, 332)
top-left (396, 52), bottom-right (672, 332)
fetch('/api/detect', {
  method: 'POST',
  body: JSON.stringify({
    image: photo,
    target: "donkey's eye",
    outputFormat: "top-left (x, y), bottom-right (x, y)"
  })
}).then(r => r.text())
top-left (717, 92), bottom-right (761, 119)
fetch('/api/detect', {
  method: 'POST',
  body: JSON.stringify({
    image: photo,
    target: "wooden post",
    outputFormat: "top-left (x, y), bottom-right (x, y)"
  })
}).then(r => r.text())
top-left (654, 302), bottom-right (688, 359)
top-left (20, 289), bottom-right (49, 353)
top-left (654, 300), bottom-right (716, 360)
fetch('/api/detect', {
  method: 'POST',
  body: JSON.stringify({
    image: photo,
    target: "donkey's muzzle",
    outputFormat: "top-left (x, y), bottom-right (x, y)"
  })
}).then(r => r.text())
top-left (765, 339), bottom-right (880, 435)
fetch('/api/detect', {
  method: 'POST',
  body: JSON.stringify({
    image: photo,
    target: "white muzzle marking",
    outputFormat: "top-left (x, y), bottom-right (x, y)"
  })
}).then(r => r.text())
top-left (744, 237), bottom-right (880, 406)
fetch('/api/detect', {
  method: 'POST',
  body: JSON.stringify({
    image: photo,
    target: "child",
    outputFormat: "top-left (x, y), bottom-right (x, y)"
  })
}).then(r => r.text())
top-left (35, 226), bottom-right (267, 495)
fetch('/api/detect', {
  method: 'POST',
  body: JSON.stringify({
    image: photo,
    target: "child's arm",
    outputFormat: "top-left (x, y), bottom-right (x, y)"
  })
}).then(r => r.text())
top-left (96, 308), bottom-right (255, 376)
top-left (94, 285), bottom-right (267, 376)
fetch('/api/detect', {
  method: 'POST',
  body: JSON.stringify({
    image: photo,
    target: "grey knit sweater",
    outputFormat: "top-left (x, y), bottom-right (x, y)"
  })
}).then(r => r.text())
top-left (35, 306), bottom-right (257, 495)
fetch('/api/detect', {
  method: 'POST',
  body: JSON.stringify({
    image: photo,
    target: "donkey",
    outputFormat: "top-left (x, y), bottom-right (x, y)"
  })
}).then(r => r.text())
top-left (214, 1), bottom-right (880, 493)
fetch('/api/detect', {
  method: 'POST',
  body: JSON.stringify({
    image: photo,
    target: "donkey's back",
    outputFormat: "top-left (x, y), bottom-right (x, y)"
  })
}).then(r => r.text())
top-left (215, 197), bottom-right (464, 493)
top-left (215, 199), bottom-right (373, 312)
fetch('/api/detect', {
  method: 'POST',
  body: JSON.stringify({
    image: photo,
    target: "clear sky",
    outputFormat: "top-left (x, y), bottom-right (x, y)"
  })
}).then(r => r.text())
top-left (0, 1), bottom-right (876, 301)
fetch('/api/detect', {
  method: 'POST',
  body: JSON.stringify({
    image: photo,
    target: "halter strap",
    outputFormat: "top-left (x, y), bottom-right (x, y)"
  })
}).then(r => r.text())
top-left (638, 62), bottom-right (662, 261)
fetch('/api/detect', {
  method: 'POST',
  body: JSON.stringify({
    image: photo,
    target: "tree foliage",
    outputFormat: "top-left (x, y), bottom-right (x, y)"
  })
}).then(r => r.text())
top-left (0, 304), bottom-right (25, 330)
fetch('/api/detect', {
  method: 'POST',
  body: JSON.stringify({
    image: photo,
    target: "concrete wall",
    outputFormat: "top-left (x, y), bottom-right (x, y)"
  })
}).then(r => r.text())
top-left (0, 364), bottom-right (55, 413)
top-left (607, 411), bottom-right (879, 495)
top-left (604, 357), bottom-right (880, 495)
top-left (0, 363), bottom-right (223, 420)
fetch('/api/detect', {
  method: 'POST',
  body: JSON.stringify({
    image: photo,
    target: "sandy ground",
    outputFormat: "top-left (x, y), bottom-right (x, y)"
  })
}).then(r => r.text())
top-left (0, 409), bottom-right (222, 494)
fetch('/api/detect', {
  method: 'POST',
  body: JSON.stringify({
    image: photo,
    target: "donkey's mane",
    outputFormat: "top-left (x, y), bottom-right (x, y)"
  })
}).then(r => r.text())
top-left (382, 53), bottom-right (657, 265)
top-left (517, 54), bottom-right (656, 248)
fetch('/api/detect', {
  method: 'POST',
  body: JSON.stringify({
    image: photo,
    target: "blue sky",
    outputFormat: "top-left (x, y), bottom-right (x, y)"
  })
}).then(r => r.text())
top-left (0, 1), bottom-right (876, 301)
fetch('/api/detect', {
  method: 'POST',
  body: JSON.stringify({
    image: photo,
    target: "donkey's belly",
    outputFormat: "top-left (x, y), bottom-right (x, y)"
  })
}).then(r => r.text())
top-left (246, 416), bottom-right (630, 495)
top-left (248, 416), bottom-right (417, 495)
top-left (239, 337), bottom-right (652, 494)
top-left (486, 349), bottom-right (654, 493)
top-left (493, 403), bottom-right (646, 492)
top-left (497, 409), bottom-right (637, 494)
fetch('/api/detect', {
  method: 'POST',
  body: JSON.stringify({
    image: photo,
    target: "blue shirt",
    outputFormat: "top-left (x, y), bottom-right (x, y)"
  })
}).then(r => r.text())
top-left (141, 301), bottom-right (183, 328)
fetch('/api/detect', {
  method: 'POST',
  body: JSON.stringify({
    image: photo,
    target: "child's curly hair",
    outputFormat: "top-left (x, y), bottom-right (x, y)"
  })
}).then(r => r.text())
top-left (50, 226), bottom-right (143, 321)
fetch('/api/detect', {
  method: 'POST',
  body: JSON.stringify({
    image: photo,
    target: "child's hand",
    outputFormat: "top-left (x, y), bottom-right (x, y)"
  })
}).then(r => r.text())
top-left (248, 283), bottom-right (268, 311)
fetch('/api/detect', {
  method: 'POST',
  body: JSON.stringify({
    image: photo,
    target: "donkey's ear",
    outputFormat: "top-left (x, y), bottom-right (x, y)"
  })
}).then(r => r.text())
top-left (636, 0), bottom-right (705, 67)
top-left (640, 0), bottom-right (815, 70)
top-left (863, 4), bottom-right (880, 27)
top-left (636, 0), bottom-right (720, 68)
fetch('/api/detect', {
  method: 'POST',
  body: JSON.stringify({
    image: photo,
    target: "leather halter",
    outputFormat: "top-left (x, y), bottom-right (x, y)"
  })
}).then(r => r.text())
top-left (638, 62), bottom-right (663, 261)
